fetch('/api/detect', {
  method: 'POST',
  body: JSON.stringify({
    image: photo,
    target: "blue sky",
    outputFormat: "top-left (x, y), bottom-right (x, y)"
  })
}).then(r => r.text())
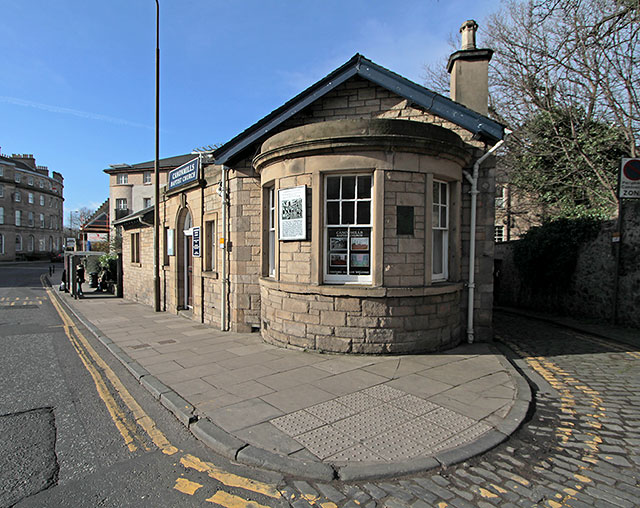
top-left (0, 0), bottom-right (499, 221)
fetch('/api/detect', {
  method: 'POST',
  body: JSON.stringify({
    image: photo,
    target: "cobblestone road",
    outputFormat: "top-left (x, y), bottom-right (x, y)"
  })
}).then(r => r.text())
top-left (279, 313), bottom-right (640, 508)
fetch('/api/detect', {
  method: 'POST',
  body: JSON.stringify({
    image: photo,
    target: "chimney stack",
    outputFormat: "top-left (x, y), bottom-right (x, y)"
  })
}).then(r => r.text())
top-left (447, 20), bottom-right (493, 116)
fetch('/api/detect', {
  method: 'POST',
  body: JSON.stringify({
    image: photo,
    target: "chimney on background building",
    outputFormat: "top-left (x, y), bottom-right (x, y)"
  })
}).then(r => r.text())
top-left (447, 20), bottom-right (493, 116)
top-left (12, 153), bottom-right (37, 169)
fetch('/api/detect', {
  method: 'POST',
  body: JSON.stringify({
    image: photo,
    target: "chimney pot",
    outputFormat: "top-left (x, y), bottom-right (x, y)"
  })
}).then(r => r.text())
top-left (460, 20), bottom-right (478, 50)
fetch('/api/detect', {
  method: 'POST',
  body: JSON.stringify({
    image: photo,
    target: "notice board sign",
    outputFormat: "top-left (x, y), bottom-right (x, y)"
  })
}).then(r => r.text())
top-left (278, 185), bottom-right (306, 240)
top-left (192, 227), bottom-right (201, 257)
top-left (168, 158), bottom-right (199, 191)
top-left (620, 158), bottom-right (640, 199)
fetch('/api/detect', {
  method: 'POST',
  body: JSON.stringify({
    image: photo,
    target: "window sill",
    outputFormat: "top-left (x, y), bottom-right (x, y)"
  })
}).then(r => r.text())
top-left (260, 277), bottom-right (463, 298)
top-left (202, 271), bottom-right (218, 280)
top-left (130, 262), bottom-right (142, 267)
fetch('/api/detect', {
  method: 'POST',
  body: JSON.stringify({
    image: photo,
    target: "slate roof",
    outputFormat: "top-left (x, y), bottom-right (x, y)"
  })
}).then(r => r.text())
top-left (213, 53), bottom-right (505, 166)
top-left (103, 154), bottom-right (195, 174)
top-left (112, 205), bottom-right (154, 229)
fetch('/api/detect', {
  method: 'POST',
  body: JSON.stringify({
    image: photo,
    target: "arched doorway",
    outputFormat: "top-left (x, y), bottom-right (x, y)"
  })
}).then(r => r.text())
top-left (177, 208), bottom-right (194, 309)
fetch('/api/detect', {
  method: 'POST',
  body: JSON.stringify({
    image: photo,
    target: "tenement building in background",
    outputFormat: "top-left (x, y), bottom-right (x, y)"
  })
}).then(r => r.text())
top-left (104, 154), bottom-right (195, 237)
top-left (0, 153), bottom-right (64, 261)
top-left (115, 21), bottom-right (505, 353)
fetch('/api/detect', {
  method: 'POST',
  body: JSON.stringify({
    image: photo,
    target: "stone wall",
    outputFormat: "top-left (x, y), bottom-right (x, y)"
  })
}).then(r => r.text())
top-left (122, 226), bottom-right (155, 307)
top-left (383, 171), bottom-right (426, 287)
top-left (261, 282), bottom-right (462, 354)
top-left (495, 200), bottom-right (640, 328)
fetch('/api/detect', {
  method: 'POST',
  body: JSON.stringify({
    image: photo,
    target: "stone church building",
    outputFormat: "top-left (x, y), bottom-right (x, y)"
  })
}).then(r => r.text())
top-left (115, 21), bottom-right (505, 354)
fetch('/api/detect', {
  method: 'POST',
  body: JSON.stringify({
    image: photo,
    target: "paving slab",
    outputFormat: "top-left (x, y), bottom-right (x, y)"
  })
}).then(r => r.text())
top-left (52, 286), bottom-right (530, 480)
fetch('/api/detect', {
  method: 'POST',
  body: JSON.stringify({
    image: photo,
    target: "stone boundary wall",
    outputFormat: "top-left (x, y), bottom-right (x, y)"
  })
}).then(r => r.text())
top-left (260, 283), bottom-right (462, 354)
top-left (495, 200), bottom-right (640, 328)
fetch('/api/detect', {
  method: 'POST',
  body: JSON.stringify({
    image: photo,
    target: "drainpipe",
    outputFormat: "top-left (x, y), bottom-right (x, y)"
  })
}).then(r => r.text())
top-left (462, 131), bottom-right (509, 343)
top-left (219, 165), bottom-right (228, 331)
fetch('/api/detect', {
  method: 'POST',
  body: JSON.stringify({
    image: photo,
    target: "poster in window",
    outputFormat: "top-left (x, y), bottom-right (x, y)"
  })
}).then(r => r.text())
top-left (330, 237), bottom-right (347, 251)
top-left (278, 185), bottom-right (306, 240)
top-left (330, 253), bottom-right (348, 267)
top-left (351, 253), bottom-right (369, 268)
top-left (350, 236), bottom-right (369, 251)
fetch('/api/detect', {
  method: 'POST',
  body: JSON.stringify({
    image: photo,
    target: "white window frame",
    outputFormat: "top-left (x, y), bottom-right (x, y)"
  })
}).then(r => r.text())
top-left (15, 172), bottom-right (21, 183)
top-left (432, 180), bottom-right (449, 281)
top-left (116, 198), bottom-right (127, 210)
top-left (0, 184), bottom-right (3, 197)
top-left (0, 167), bottom-right (3, 177)
top-left (0, 233), bottom-right (4, 254)
top-left (15, 191), bottom-right (21, 202)
top-left (28, 192), bottom-right (34, 204)
top-left (143, 197), bottom-right (152, 209)
top-left (117, 174), bottom-right (128, 185)
top-left (28, 176), bottom-right (34, 186)
top-left (39, 179), bottom-right (44, 188)
top-left (15, 210), bottom-right (21, 226)
top-left (40, 195), bottom-right (45, 206)
top-left (143, 171), bottom-right (152, 184)
top-left (38, 238), bottom-right (45, 251)
top-left (495, 225), bottom-right (505, 243)
top-left (205, 220), bottom-right (216, 272)
top-left (16, 234), bottom-right (22, 252)
top-left (28, 211), bottom-right (34, 227)
top-left (40, 213), bottom-right (45, 228)
top-left (28, 235), bottom-right (34, 252)
top-left (0, 207), bottom-right (4, 225)
top-left (324, 174), bottom-right (373, 284)
top-left (268, 187), bottom-right (276, 277)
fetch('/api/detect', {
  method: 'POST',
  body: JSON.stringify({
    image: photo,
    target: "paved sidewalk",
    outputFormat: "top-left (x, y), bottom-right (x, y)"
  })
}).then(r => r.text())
top-left (52, 286), bottom-right (530, 480)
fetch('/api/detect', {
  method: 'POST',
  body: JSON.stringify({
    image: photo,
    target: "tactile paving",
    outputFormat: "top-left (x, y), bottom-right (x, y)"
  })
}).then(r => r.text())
top-left (362, 431), bottom-right (431, 461)
top-left (334, 392), bottom-right (381, 412)
top-left (361, 384), bottom-right (406, 401)
top-left (295, 425), bottom-right (357, 460)
top-left (270, 410), bottom-right (324, 437)
top-left (325, 443), bottom-right (385, 463)
top-left (332, 404), bottom-right (412, 440)
top-left (422, 407), bottom-right (477, 432)
top-left (305, 399), bottom-right (357, 423)
top-left (390, 394), bottom-right (439, 416)
top-left (395, 414), bottom-right (458, 446)
top-left (430, 421), bottom-right (492, 453)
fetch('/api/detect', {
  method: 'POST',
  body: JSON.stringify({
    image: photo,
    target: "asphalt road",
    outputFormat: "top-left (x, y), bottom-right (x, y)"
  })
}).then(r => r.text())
top-left (0, 263), bottom-right (287, 508)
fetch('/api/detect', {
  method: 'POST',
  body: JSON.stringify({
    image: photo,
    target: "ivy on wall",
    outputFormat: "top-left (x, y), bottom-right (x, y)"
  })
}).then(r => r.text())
top-left (513, 218), bottom-right (601, 292)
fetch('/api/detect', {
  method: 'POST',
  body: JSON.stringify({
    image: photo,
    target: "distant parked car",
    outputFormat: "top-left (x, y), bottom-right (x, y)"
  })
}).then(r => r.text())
top-left (50, 252), bottom-right (64, 263)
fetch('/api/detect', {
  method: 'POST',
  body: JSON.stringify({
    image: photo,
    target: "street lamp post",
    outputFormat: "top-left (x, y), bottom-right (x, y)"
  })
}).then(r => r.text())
top-left (153, 0), bottom-right (161, 312)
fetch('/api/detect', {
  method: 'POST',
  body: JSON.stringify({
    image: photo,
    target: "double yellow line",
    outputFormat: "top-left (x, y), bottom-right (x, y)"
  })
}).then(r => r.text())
top-left (45, 282), bottom-right (177, 456)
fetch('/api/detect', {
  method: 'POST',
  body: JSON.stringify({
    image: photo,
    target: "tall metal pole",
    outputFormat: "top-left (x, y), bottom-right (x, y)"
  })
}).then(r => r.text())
top-left (153, 0), bottom-right (161, 311)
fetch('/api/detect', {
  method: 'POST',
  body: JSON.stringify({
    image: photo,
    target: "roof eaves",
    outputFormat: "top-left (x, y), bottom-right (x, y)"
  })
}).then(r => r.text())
top-left (112, 205), bottom-right (154, 227)
top-left (355, 58), bottom-right (504, 142)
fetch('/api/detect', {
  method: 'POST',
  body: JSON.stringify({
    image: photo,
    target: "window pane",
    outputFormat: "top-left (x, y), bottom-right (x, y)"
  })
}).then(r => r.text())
top-left (342, 202), bottom-right (354, 224)
top-left (433, 183), bottom-right (439, 204)
top-left (441, 183), bottom-right (448, 204)
top-left (433, 205), bottom-right (440, 228)
top-left (326, 202), bottom-right (340, 224)
top-left (357, 176), bottom-right (371, 198)
top-left (440, 207), bottom-right (447, 228)
top-left (433, 230), bottom-right (443, 274)
top-left (357, 201), bottom-right (370, 225)
top-left (327, 177), bottom-right (340, 200)
top-left (342, 176), bottom-right (355, 199)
